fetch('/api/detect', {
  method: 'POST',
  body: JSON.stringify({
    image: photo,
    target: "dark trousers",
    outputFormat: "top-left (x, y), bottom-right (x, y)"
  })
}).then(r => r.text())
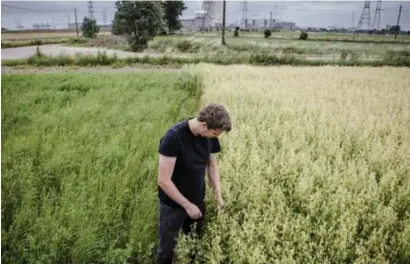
top-left (156, 201), bottom-right (206, 264)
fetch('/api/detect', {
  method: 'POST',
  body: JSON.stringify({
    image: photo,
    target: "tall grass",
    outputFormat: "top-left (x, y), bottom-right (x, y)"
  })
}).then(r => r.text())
top-left (1, 71), bottom-right (202, 263)
top-left (176, 64), bottom-right (410, 263)
top-left (148, 37), bottom-right (410, 59)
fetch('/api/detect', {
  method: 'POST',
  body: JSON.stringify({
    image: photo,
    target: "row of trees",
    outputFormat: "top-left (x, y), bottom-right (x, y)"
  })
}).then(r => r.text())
top-left (111, 0), bottom-right (186, 51)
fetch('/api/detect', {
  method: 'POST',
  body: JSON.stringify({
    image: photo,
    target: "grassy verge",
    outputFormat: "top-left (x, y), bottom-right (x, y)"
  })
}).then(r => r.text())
top-left (1, 71), bottom-right (202, 263)
top-left (1, 38), bottom-right (87, 49)
top-left (176, 64), bottom-right (410, 263)
top-left (3, 49), bottom-right (410, 67)
top-left (181, 30), bottom-right (410, 42)
top-left (148, 35), bottom-right (410, 53)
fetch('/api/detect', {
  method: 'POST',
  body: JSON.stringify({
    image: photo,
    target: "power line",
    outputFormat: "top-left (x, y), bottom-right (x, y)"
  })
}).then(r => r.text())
top-left (240, 1), bottom-right (250, 29)
top-left (1, 3), bottom-right (72, 13)
top-left (357, 0), bottom-right (371, 30)
top-left (87, 0), bottom-right (95, 19)
top-left (372, 0), bottom-right (382, 30)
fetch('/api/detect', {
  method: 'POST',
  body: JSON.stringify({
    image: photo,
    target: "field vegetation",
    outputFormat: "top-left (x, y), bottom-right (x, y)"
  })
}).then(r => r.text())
top-left (3, 44), bottom-right (410, 68)
top-left (147, 34), bottom-right (410, 62)
top-left (67, 31), bottom-right (410, 63)
top-left (1, 71), bottom-right (202, 263)
top-left (4, 30), bottom-right (409, 67)
top-left (2, 4), bottom-right (410, 261)
top-left (3, 64), bottom-right (409, 263)
top-left (189, 30), bottom-right (410, 42)
top-left (173, 64), bottom-right (410, 263)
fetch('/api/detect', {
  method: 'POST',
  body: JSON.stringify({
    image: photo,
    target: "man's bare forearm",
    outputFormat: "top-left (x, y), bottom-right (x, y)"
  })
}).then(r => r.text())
top-left (207, 164), bottom-right (222, 199)
top-left (159, 179), bottom-right (191, 209)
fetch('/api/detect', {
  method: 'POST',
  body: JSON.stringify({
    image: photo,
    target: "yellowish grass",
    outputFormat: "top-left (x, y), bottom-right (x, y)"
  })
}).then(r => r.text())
top-left (177, 64), bottom-right (410, 263)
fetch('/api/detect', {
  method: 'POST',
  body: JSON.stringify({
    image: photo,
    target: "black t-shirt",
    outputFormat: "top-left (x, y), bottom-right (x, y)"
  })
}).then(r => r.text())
top-left (158, 119), bottom-right (221, 210)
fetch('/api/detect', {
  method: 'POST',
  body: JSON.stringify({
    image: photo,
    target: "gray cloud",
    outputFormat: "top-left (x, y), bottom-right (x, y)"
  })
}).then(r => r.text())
top-left (1, 1), bottom-right (409, 30)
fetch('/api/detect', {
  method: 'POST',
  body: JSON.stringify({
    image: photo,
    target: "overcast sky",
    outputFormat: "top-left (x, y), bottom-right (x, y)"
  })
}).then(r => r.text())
top-left (1, 1), bottom-right (409, 30)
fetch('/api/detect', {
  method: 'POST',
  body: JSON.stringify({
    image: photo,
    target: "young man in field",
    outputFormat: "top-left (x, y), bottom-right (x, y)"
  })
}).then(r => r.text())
top-left (156, 103), bottom-right (232, 264)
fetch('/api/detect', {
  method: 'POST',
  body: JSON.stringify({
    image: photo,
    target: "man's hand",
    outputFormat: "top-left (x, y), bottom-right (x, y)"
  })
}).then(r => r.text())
top-left (207, 154), bottom-right (225, 212)
top-left (184, 203), bottom-right (203, 219)
top-left (217, 196), bottom-right (225, 211)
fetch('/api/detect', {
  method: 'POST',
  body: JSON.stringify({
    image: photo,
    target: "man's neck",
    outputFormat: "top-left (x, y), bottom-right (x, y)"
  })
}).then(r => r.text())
top-left (188, 118), bottom-right (200, 136)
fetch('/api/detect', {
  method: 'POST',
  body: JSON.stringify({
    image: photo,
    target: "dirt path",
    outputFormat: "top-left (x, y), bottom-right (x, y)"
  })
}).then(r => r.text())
top-left (1, 66), bottom-right (183, 74)
top-left (1, 44), bottom-right (189, 60)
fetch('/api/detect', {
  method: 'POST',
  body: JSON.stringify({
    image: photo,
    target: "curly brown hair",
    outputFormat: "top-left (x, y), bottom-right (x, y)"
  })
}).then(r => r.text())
top-left (197, 103), bottom-right (232, 132)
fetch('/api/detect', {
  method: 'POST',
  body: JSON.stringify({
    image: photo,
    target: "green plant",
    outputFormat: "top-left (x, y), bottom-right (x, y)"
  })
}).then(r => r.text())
top-left (264, 29), bottom-right (272, 38)
top-left (175, 40), bottom-right (193, 52)
top-left (81, 17), bottom-right (100, 38)
top-left (299, 31), bottom-right (308, 40)
top-left (234, 27), bottom-right (240, 37)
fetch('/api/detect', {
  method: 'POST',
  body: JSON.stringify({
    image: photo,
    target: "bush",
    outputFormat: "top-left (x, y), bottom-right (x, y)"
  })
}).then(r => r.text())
top-left (264, 29), bottom-right (272, 38)
top-left (234, 27), bottom-right (240, 37)
top-left (175, 40), bottom-right (192, 52)
top-left (81, 17), bottom-right (100, 38)
top-left (299, 31), bottom-right (308, 40)
top-left (127, 35), bottom-right (150, 52)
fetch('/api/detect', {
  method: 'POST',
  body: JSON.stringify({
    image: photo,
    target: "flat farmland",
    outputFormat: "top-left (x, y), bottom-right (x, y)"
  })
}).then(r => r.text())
top-left (1, 64), bottom-right (410, 263)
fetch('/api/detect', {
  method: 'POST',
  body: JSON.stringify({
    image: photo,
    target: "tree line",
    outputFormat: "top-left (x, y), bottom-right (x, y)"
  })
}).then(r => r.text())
top-left (81, 0), bottom-right (186, 51)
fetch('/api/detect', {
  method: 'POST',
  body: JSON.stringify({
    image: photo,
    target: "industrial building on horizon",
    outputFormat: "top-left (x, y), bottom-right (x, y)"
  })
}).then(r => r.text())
top-left (180, 0), bottom-right (297, 32)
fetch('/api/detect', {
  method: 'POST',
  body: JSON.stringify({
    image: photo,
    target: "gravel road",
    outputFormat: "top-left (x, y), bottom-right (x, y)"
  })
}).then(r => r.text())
top-left (1, 44), bottom-right (166, 60)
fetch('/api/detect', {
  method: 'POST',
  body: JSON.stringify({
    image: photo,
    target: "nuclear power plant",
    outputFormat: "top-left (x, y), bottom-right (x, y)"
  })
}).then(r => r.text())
top-left (180, 0), bottom-right (297, 32)
top-left (181, 0), bottom-right (223, 31)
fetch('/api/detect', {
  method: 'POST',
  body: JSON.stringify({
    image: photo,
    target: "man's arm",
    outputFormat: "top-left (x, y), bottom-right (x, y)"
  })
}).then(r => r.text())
top-left (158, 154), bottom-right (202, 218)
top-left (158, 154), bottom-right (191, 209)
top-left (207, 154), bottom-right (224, 208)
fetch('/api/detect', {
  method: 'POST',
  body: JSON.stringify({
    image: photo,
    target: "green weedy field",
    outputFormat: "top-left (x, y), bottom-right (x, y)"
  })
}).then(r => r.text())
top-left (1, 71), bottom-right (201, 263)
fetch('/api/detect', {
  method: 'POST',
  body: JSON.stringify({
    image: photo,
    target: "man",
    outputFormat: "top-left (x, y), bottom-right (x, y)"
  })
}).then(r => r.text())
top-left (156, 103), bottom-right (232, 264)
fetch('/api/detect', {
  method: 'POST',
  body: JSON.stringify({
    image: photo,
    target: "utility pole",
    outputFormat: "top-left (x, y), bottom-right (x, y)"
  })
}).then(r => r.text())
top-left (103, 9), bottom-right (107, 26)
top-left (394, 2), bottom-right (402, 40)
top-left (74, 8), bottom-right (79, 39)
top-left (351, 10), bottom-right (354, 29)
top-left (222, 0), bottom-right (226, 45)
top-left (270, 11), bottom-right (272, 29)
